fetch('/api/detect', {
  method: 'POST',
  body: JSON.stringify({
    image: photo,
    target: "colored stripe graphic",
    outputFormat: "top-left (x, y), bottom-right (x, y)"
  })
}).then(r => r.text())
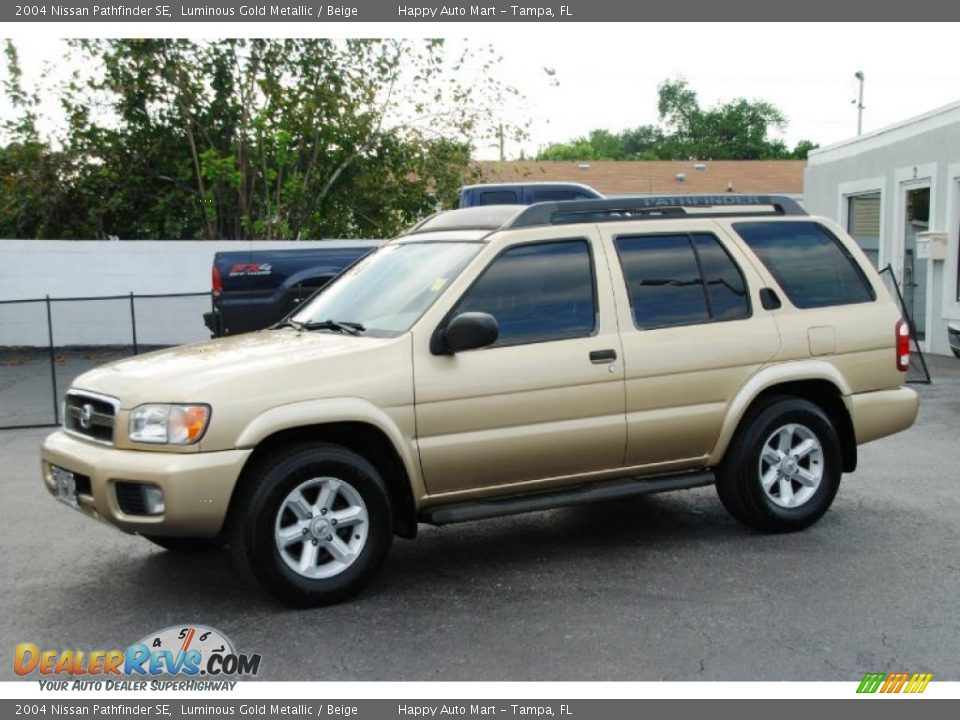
top-left (857, 672), bottom-right (886, 693)
top-left (904, 673), bottom-right (933, 694)
top-left (857, 671), bottom-right (932, 694)
top-left (881, 672), bottom-right (909, 693)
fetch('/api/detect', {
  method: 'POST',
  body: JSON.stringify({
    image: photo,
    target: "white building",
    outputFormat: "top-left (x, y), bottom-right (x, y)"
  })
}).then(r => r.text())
top-left (804, 101), bottom-right (960, 356)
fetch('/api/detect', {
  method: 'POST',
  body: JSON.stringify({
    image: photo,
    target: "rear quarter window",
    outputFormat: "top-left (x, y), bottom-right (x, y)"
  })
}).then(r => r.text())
top-left (733, 221), bottom-right (875, 309)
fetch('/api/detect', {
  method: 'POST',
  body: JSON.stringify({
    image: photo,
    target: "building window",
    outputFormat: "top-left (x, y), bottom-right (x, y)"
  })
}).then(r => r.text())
top-left (847, 192), bottom-right (881, 269)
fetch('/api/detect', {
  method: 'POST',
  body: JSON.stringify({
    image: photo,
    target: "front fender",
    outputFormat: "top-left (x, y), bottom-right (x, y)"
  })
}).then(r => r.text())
top-left (707, 360), bottom-right (853, 466)
top-left (234, 397), bottom-right (424, 502)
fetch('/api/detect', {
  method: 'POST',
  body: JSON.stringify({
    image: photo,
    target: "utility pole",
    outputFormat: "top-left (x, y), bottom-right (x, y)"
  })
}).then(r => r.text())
top-left (498, 123), bottom-right (505, 161)
top-left (853, 71), bottom-right (865, 136)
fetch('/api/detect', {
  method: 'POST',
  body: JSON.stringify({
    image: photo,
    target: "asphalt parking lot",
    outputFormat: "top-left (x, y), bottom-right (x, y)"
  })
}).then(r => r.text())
top-left (1, 356), bottom-right (958, 682)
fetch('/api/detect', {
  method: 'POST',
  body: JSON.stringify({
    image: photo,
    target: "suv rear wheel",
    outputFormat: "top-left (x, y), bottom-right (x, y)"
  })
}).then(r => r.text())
top-left (231, 442), bottom-right (393, 607)
top-left (716, 397), bottom-right (842, 532)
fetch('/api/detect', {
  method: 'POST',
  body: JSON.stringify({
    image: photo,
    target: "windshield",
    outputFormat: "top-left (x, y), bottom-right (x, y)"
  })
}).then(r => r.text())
top-left (290, 241), bottom-right (482, 336)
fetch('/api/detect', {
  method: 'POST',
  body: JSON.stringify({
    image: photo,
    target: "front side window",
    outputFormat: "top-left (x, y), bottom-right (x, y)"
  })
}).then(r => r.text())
top-left (292, 241), bottom-right (481, 336)
top-left (734, 221), bottom-right (875, 309)
top-left (451, 240), bottom-right (596, 347)
top-left (615, 233), bottom-right (750, 330)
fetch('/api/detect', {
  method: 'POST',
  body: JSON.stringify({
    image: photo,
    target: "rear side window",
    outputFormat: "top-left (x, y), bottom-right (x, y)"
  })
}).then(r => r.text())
top-left (530, 188), bottom-right (590, 202)
top-left (615, 233), bottom-right (750, 330)
top-left (692, 234), bottom-right (751, 321)
top-left (478, 190), bottom-right (520, 205)
top-left (734, 221), bottom-right (875, 308)
top-left (453, 240), bottom-right (596, 346)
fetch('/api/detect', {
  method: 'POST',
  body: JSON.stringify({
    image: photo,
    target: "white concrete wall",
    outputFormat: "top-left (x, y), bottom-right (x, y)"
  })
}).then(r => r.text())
top-left (0, 239), bottom-right (377, 347)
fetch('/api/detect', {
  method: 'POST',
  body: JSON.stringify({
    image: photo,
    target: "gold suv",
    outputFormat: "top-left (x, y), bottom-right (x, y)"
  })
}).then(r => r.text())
top-left (41, 196), bottom-right (919, 606)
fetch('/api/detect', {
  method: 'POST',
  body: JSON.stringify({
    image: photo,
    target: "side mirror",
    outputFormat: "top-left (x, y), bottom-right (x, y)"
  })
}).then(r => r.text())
top-left (431, 312), bottom-right (499, 355)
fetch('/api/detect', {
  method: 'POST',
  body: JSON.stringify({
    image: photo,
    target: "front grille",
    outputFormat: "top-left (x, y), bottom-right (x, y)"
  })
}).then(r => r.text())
top-left (64, 391), bottom-right (118, 445)
top-left (115, 482), bottom-right (148, 515)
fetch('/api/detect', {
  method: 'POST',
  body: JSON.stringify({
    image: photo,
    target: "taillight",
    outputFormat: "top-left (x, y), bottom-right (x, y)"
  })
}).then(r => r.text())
top-left (212, 265), bottom-right (222, 296)
top-left (895, 319), bottom-right (910, 372)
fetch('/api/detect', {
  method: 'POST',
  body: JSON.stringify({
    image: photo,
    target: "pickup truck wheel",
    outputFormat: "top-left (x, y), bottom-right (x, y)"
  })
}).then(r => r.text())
top-left (232, 442), bottom-right (393, 607)
top-left (716, 397), bottom-right (841, 533)
top-left (143, 535), bottom-right (223, 553)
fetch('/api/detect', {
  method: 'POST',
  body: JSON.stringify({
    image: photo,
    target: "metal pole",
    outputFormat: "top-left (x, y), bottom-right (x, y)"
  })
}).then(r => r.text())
top-left (45, 295), bottom-right (60, 425)
top-left (129, 292), bottom-right (139, 355)
top-left (855, 71), bottom-right (865, 136)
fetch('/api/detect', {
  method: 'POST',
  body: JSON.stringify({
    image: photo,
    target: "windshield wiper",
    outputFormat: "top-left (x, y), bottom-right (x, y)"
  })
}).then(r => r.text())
top-left (273, 318), bottom-right (308, 332)
top-left (303, 319), bottom-right (366, 336)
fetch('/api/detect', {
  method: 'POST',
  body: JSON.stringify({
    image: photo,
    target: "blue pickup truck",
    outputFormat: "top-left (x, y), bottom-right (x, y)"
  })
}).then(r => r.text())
top-left (203, 242), bottom-right (379, 337)
top-left (204, 183), bottom-right (603, 337)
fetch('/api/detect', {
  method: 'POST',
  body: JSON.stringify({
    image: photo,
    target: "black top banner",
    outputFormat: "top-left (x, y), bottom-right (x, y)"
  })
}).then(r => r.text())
top-left (3, 0), bottom-right (959, 22)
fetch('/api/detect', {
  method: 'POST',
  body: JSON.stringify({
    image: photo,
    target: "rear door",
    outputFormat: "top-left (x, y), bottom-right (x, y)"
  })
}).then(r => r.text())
top-left (598, 220), bottom-right (781, 469)
top-left (412, 226), bottom-right (627, 498)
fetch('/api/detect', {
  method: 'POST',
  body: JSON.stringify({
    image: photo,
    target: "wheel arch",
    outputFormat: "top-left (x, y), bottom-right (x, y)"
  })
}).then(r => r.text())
top-left (710, 363), bottom-right (857, 473)
top-left (227, 401), bottom-right (422, 539)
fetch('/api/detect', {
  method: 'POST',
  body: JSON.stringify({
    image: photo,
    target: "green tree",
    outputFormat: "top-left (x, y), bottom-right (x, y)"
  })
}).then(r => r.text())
top-left (1, 39), bottom-right (522, 240)
top-left (537, 77), bottom-right (818, 162)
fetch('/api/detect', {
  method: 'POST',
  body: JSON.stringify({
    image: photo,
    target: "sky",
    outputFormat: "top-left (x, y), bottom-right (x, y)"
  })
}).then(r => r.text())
top-left (4, 23), bottom-right (960, 160)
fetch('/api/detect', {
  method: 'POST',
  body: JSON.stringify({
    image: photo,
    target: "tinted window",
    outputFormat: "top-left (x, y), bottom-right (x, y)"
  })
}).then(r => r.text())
top-left (734, 221), bottom-right (874, 308)
top-left (478, 190), bottom-right (519, 205)
top-left (453, 240), bottom-right (596, 346)
top-left (616, 235), bottom-right (709, 329)
top-left (531, 188), bottom-right (589, 202)
top-left (615, 233), bottom-right (750, 329)
top-left (691, 234), bottom-right (750, 321)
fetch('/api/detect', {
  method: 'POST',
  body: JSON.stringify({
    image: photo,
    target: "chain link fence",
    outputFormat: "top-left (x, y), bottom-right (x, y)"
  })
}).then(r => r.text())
top-left (0, 292), bottom-right (213, 429)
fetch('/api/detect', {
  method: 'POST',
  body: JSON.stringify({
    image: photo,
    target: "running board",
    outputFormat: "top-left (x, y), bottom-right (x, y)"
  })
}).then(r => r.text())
top-left (420, 470), bottom-right (715, 526)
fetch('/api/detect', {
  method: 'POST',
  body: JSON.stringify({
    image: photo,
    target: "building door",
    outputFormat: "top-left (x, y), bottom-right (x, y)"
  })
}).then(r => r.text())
top-left (903, 187), bottom-right (930, 341)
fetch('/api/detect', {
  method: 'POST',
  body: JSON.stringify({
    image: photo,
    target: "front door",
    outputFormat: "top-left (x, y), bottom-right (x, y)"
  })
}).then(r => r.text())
top-left (412, 228), bottom-right (627, 498)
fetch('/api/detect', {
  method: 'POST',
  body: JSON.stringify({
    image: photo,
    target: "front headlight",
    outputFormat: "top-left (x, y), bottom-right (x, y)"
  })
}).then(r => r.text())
top-left (129, 404), bottom-right (210, 445)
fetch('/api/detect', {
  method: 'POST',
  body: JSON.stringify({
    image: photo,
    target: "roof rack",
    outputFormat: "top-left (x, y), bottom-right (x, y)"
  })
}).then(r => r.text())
top-left (506, 194), bottom-right (806, 228)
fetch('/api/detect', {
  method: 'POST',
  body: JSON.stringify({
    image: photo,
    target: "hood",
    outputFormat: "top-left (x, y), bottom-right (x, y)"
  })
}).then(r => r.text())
top-left (73, 329), bottom-right (393, 408)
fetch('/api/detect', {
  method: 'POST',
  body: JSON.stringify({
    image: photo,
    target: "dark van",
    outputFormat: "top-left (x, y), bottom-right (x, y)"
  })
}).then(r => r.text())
top-left (457, 182), bottom-right (602, 208)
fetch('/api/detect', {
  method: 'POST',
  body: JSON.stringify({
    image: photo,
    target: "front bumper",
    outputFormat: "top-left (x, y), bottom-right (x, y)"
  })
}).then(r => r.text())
top-left (41, 430), bottom-right (251, 537)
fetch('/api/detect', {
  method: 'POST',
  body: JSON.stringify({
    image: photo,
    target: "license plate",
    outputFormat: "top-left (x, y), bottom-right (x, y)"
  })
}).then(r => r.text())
top-left (51, 466), bottom-right (78, 508)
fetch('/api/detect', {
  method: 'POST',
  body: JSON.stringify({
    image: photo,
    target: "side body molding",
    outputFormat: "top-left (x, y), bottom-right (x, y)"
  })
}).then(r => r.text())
top-left (707, 360), bottom-right (854, 467)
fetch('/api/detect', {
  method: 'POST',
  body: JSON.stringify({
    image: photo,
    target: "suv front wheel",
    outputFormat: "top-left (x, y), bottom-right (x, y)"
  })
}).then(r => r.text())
top-left (231, 442), bottom-right (393, 607)
top-left (716, 397), bottom-right (842, 533)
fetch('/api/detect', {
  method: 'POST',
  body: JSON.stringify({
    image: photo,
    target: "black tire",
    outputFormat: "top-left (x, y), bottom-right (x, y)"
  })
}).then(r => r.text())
top-left (143, 535), bottom-right (224, 553)
top-left (230, 442), bottom-right (393, 607)
top-left (715, 396), bottom-right (842, 533)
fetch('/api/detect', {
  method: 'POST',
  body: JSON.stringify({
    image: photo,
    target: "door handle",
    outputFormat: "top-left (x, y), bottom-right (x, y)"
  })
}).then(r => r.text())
top-left (589, 349), bottom-right (617, 364)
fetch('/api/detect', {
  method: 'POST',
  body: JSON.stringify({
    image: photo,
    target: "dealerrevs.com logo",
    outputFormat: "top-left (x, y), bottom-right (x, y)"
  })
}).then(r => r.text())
top-left (14, 625), bottom-right (261, 690)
